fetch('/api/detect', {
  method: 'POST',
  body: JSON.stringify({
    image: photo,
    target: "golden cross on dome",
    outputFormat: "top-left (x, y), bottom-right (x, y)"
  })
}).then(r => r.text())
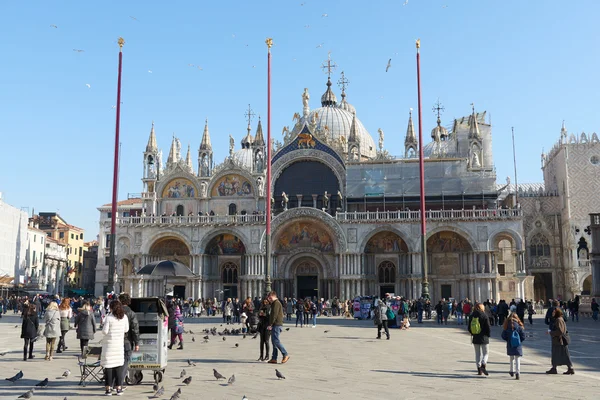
top-left (244, 104), bottom-right (255, 128)
top-left (321, 51), bottom-right (337, 79)
top-left (337, 71), bottom-right (349, 93)
top-left (432, 99), bottom-right (445, 120)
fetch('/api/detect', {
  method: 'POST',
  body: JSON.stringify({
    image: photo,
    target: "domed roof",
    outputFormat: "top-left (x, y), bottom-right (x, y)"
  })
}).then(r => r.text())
top-left (308, 106), bottom-right (376, 158)
top-left (233, 147), bottom-right (254, 170)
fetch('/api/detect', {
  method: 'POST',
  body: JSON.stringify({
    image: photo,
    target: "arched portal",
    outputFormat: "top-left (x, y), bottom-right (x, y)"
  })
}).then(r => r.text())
top-left (582, 275), bottom-right (592, 295)
top-left (533, 272), bottom-right (553, 301)
top-left (427, 231), bottom-right (474, 300)
top-left (377, 261), bottom-right (396, 298)
top-left (149, 237), bottom-right (191, 266)
top-left (221, 261), bottom-right (239, 299)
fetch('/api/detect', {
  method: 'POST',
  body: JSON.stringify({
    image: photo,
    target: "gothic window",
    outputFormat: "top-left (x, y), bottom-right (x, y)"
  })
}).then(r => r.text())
top-left (222, 262), bottom-right (238, 284)
top-left (529, 233), bottom-right (550, 257)
top-left (378, 261), bottom-right (396, 284)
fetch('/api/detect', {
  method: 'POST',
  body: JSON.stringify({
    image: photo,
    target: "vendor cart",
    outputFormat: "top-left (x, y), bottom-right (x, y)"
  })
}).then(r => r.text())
top-left (126, 297), bottom-right (169, 385)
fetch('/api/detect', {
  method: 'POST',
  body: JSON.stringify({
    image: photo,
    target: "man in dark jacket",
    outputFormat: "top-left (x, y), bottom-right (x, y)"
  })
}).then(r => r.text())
top-left (267, 291), bottom-right (289, 364)
top-left (119, 293), bottom-right (140, 385)
top-left (468, 303), bottom-right (491, 376)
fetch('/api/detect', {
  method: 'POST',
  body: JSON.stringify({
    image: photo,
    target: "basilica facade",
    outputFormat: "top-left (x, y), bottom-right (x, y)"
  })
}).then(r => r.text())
top-left (94, 74), bottom-right (533, 303)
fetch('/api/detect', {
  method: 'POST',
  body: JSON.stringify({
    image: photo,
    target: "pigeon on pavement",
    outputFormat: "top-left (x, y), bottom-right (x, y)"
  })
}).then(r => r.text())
top-left (213, 369), bottom-right (225, 380)
top-left (60, 370), bottom-right (71, 378)
top-left (35, 378), bottom-right (49, 388)
top-left (182, 376), bottom-right (192, 385)
top-left (6, 370), bottom-right (24, 382)
top-left (18, 389), bottom-right (34, 399)
top-left (227, 374), bottom-right (235, 385)
top-left (275, 369), bottom-right (285, 379)
top-left (187, 359), bottom-right (196, 366)
top-left (179, 369), bottom-right (186, 378)
top-left (151, 386), bottom-right (164, 398)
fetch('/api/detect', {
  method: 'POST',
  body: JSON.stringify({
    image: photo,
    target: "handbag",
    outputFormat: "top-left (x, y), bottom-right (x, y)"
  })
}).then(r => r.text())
top-left (386, 308), bottom-right (395, 320)
top-left (562, 331), bottom-right (570, 346)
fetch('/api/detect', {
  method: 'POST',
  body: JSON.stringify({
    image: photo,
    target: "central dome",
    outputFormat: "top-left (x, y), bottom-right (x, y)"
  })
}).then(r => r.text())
top-left (307, 81), bottom-right (376, 159)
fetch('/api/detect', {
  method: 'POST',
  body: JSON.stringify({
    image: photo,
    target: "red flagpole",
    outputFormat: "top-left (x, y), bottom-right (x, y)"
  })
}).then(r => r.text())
top-left (265, 38), bottom-right (273, 295)
top-left (108, 37), bottom-right (125, 294)
top-left (416, 39), bottom-right (429, 299)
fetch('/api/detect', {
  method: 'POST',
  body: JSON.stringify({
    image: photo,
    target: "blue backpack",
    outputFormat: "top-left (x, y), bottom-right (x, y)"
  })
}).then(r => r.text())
top-left (510, 328), bottom-right (521, 348)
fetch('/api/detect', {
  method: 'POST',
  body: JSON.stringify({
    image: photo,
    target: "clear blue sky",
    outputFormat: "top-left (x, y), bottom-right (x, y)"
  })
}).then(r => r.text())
top-left (1, 0), bottom-right (599, 238)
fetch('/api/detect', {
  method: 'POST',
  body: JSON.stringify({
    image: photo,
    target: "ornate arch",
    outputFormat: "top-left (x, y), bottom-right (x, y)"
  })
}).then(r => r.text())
top-left (141, 230), bottom-right (192, 254)
top-left (278, 248), bottom-right (333, 280)
top-left (271, 151), bottom-right (346, 197)
top-left (488, 228), bottom-right (524, 251)
top-left (426, 226), bottom-right (478, 251)
top-left (207, 162), bottom-right (258, 199)
top-left (198, 228), bottom-right (250, 255)
top-left (266, 207), bottom-right (347, 252)
top-left (155, 165), bottom-right (199, 199)
top-left (359, 225), bottom-right (413, 253)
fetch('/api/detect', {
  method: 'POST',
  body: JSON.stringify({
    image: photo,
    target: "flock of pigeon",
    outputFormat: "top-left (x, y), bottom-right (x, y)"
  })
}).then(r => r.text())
top-left (5, 369), bottom-right (71, 399)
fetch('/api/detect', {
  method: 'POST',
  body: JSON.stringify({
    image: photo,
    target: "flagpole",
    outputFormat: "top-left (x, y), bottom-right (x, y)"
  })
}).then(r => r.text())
top-left (108, 37), bottom-right (125, 294)
top-left (512, 127), bottom-right (519, 205)
top-left (264, 38), bottom-right (273, 296)
top-left (416, 39), bottom-right (429, 299)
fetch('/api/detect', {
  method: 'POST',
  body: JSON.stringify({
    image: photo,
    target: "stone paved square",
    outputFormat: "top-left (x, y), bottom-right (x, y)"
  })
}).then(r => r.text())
top-left (0, 313), bottom-right (598, 400)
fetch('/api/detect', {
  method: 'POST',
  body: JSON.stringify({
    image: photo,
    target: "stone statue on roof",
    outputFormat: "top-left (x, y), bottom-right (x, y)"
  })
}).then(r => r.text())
top-left (302, 88), bottom-right (310, 117)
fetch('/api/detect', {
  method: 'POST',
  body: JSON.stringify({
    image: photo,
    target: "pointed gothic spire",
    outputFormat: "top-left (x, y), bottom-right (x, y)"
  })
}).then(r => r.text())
top-left (348, 112), bottom-right (358, 143)
top-left (199, 119), bottom-right (212, 150)
top-left (468, 104), bottom-right (481, 139)
top-left (254, 117), bottom-right (265, 146)
top-left (185, 145), bottom-right (193, 172)
top-left (405, 109), bottom-right (417, 146)
top-left (167, 134), bottom-right (177, 165)
top-left (146, 121), bottom-right (158, 152)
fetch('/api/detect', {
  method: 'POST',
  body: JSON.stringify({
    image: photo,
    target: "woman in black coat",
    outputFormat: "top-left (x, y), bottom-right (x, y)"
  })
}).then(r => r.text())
top-left (21, 303), bottom-right (39, 361)
top-left (257, 299), bottom-right (271, 362)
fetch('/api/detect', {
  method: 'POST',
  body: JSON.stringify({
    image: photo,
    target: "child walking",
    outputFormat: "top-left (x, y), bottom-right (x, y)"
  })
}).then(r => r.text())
top-left (501, 313), bottom-right (526, 379)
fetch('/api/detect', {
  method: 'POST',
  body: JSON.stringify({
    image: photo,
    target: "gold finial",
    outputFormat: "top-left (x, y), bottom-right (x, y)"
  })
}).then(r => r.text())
top-left (265, 38), bottom-right (273, 49)
top-left (118, 37), bottom-right (125, 51)
top-left (415, 39), bottom-right (420, 49)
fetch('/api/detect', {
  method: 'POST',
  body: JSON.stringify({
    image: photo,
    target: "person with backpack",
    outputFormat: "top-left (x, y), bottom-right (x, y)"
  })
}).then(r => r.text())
top-left (468, 303), bottom-right (491, 376)
top-left (295, 299), bottom-right (304, 328)
top-left (374, 296), bottom-right (390, 340)
top-left (501, 313), bottom-right (525, 380)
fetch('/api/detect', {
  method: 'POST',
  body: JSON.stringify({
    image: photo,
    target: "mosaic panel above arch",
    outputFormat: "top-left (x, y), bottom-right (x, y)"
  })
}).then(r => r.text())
top-left (149, 237), bottom-right (191, 256)
top-left (205, 234), bottom-right (246, 255)
top-left (161, 178), bottom-right (197, 199)
top-left (427, 231), bottom-right (473, 253)
top-left (276, 221), bottom-right (334, 253)
top-left (212, 174), bottom-right (253, 197)
top-left (364, 231), bottom-right (408, 253)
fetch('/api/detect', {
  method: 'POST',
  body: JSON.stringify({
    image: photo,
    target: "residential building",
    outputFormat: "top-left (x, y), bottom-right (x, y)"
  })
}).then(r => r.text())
top-left (25, 219), bottom-right (46, 290)
top-left (81, 240), bottom-right (98, 295)
top-left (44, 236), bottom-right (68, 295)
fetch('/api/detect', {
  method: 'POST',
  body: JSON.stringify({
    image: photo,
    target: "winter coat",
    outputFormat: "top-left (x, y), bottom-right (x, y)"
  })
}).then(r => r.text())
top-left (501, 321), bottom-right (525, 356)
top-left (468, 309), bottom-right (491, 345)
top-left (374, 302), bottom-right (389, 325)
top-left (550, 316), bottom-right (568, 346)
top-left (224, 302), bottom-right (233, 317)
top-left (174, 306), bottom-right (184, 334)
top-left (44, 309), bottom-right (61, 339)
top-left (101, 314), bottom-right (129, 369)
top-left (75, 309), bottom-right (96, 340)
top-left (21, 313), bottom-right (39, 339)
top-left (60, 308), bottom-right (72, 332)
top-left (123, 305), bottom-right (140, 347)
top-left (286, 301), bottom-right (293, 314)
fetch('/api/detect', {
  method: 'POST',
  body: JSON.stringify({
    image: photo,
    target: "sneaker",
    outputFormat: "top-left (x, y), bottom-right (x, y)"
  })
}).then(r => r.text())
top-left (105, 390), bottom-right (112, 396)
top-left (116, 389), bottom-right (123, 396)
top-left (311, 325), bottom-right (315, 328)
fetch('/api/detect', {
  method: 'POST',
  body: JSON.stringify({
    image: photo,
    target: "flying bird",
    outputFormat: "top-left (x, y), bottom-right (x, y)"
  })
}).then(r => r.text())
top-left (386, 59), bottom-right (392, 72)
top-left (275, 369), bottom-right (286, 379)
top-left (35, 378), bottom-right (49, 388)
top-left (6, 370), bottom-right (23, 382)
top-left (322, 13), bottom-right (328, 17)
top-left (213, 369), bottom-right (225, 380)
top-left (148, 70), bottom-right (153, 73)
top-left (129, 16), bottom-right (138, 21)
top-left (227, 374), bottom-right (235, 385)
top-left (179, 369), bottom-right (186, 378)
top-left (182, 376), bottom-right (192, 385)
top-left (50, 24), bottom-right (58, 28)
top-left (304, 25), bottom-right (310, 28)
top-left (316, 43), bottom-right (324, 48)
top-left (18, 389), bottom-right (34, 399)
top-left (151, 386), bottom-right (164, 398)
top-left (85, 84), bottom-right (91, 88)
top-left (73, 49), bottom-right (84, 53)
top-left (403, 0), bottom-right (408, 5)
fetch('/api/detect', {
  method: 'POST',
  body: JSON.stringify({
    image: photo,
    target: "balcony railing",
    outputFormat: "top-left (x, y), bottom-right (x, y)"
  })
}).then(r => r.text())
top-left (117, 214), bottom-right (266, 226)
top-left (336, 208), bottom-right (522, 222)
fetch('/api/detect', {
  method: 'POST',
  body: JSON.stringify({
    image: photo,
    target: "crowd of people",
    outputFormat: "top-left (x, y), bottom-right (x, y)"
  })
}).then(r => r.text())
top-left (4, 290), bottom-right (598, 394)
